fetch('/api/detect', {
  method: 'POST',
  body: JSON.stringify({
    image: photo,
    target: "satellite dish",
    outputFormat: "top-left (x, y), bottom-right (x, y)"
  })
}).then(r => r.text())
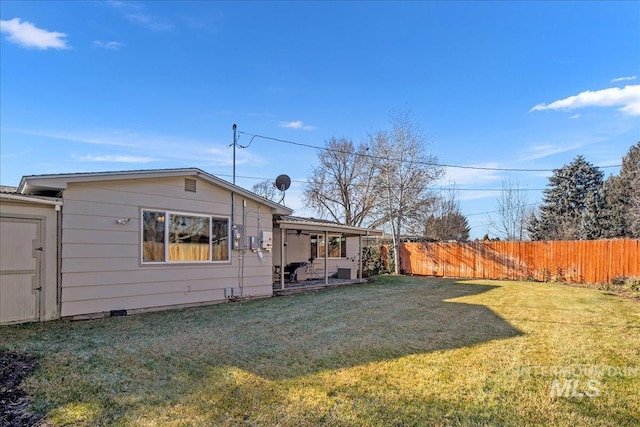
top-left (275, 174), bottom-right (291, 191)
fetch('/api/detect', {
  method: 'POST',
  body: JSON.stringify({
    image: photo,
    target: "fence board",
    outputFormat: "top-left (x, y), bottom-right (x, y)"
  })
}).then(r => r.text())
top-left (400, 239), bottom-right (639, 284)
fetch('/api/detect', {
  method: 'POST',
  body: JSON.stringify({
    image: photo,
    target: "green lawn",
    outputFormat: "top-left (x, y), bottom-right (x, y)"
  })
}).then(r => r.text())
top-left (1, 276), bottom-right (639, 426)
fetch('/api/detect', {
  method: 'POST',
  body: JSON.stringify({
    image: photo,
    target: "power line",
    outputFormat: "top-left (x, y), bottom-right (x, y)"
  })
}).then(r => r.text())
top-left (237, 131), bottom-right (622, 172)
top-left (466, 202), bottom-right (540, 217)
top-left (219, 169), bottom-right (542, 219)
top-left (212, 171), bottom-right (547, 192)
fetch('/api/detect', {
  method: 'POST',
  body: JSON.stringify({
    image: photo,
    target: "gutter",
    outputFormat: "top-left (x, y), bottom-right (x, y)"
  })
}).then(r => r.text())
top-left (0, 193), bottom-right (62, 207)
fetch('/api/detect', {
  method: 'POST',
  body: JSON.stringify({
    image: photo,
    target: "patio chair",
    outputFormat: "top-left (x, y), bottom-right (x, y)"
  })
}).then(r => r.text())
top-left (283, 262), bottom-right (308, 281)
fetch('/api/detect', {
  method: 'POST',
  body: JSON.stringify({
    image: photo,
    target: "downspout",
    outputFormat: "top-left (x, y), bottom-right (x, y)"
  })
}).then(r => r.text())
top-left (239, 199), bottom-right (246, 296)
top-left (55, 203), bottom-right (62, 319)
top-left (231, 124), bottom-right (237, 287)
top-left (280, 227), bottom-right (285, 290)
top-left (358, 234), bottom-right (363, 282)
top-left (324, 230), bottom-right (328, 285)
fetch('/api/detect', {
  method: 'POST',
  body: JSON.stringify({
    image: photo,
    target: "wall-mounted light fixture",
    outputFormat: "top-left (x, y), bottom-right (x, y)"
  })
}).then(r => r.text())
top-left (115, 218), bottom-right (131, 225)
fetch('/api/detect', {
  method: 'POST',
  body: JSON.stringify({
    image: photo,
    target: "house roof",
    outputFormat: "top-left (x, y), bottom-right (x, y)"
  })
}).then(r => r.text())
top-left (0, 185), bottom-right (62, 206)
top-left (275, 215), bottom-right (383, 237)
top-left (0, 185), bottom-right (18, 193)
top-left (17, 168), bottom-right (291, 215)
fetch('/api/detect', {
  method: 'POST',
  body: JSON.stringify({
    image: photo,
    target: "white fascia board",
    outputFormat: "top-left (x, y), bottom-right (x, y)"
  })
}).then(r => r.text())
top-left (0, 193), bottom-right (62, 207)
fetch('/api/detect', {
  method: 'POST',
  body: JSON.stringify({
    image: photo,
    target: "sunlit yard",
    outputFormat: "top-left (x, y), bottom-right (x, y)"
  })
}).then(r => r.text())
top-left (1, 276), bottom-right (639, 426)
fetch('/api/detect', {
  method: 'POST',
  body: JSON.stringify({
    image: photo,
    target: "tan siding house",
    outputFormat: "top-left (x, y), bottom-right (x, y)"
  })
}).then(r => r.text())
top-left (2, 168), bottom-right (382, 323)
top-left (16, 168), bottom-right (292, 319)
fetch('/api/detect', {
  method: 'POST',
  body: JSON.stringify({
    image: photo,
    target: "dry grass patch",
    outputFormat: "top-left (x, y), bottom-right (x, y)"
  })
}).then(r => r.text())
top-left (1, 276), bottom-right (638, 426)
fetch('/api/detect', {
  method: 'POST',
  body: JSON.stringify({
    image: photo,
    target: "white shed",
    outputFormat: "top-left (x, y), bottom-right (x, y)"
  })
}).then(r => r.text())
top-left (0, 188), bottom-right (61, 324)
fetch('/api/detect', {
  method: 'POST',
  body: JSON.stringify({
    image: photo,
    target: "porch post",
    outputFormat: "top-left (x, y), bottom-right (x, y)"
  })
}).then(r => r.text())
top-left (280, 227), bottom-right (285, 290)
top-left (358, 234), bottom-right (363, 281)
top-left (324, 230), bottom-right (328, 285)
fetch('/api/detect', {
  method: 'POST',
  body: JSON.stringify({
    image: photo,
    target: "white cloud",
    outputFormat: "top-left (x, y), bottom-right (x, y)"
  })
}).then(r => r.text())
top-left (125, 14), bottom-right (174, 31)
top-left (570, 114), bottom-right (580, 119)
top-left (17, 129), bottom-right (140, 147)
top-left (521, 143), bottom-right (584, 161)
top-left (93, 40), bottom-right (124, 50)
top-left (530, 85), bottom-right (640, 116)
top-left (0, 18), bottom-right (69, 50)
top-left (9, 126), bottom-right (271, 178)
top-left (106, 1), bottom-right (141, 10)
top-left (611, 75), bottom-right (637, 83)
top-left (438, 164), bottom-right (503, 187)
top-left (105, 1), bottom-right (173, 31)
top-left (74, 154), bottom-right (158, 163)
top-left (278, 120), bottom-right (316, 131)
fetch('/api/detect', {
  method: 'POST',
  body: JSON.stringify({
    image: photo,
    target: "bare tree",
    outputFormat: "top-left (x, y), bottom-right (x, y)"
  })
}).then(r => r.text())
top-left (410, 188), bottom-right (470, 241)
top-left (369, 112), bottom-right (444, 273)
top-left (304, 137), bottom-right (378, 227)
top-left (251, 180), bottom-right (279, 202)
top-left (488, 176), bottom-right (531, 241)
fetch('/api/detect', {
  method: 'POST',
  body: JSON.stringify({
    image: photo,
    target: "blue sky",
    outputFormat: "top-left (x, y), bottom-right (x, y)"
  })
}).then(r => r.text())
top-left (1, 1), bottom-right (639, 238)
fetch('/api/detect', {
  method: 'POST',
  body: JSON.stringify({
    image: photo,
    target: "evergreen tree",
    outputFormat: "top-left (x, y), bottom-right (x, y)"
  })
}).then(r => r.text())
top-left (603, 174), bottom-right (627, 237)
top-left (631, 172), bottom-right (640, 238)
top-left (603, 142), bottom-right (640, 238)
top-left (620, 142), bottom-right (639, 237)
top-left (528, 155), bottom-right (606, 240)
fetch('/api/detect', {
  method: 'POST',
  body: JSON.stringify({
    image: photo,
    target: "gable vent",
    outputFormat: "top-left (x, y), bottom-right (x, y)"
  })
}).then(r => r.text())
top-left (184, 178), bottom-right (197, 193)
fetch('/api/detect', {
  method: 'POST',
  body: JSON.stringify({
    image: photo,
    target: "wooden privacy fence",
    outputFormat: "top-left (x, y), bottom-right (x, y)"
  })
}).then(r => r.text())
top-left (399, 239), bottom-right (639, 284)
top-left (143, 242), bottom-right (228, 262)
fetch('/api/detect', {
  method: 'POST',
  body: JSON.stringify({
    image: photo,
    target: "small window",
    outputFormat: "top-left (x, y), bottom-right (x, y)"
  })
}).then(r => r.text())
top-left (142, 211), bottom-right (166, 262)
top-left (211, 218), bottom-right (229, 261)
top-left (328, 235), bottom-right (347, 258)
top-left (310, 234), bottom-right (346, 259)
top-left (310, 235), bottom-right (318, 260)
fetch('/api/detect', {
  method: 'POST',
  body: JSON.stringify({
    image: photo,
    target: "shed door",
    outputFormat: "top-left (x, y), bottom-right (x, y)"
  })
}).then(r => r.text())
top-left (0, 217), bottom-right (42, 324)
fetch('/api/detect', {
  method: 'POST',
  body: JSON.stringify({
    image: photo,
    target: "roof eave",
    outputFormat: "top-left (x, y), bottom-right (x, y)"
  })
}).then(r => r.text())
top-left (17, 168), bottom-right (292, 215)
top-left (0, 193), bottom-right (63, 207)
top-left (275, 218), bottom-right (383, 236)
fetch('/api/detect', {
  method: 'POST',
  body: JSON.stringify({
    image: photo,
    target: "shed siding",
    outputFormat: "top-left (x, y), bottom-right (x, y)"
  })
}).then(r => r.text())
top-left (60, 177), bottom-right (275, 317)
top-left (0, 200), bottom-right (59, 322)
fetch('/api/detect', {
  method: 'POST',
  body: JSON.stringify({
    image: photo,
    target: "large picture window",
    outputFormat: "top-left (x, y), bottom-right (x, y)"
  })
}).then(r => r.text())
top-left (142, 210), bottom-right (229, 263)
top-left (168, 214), bottom-right (210, 261)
